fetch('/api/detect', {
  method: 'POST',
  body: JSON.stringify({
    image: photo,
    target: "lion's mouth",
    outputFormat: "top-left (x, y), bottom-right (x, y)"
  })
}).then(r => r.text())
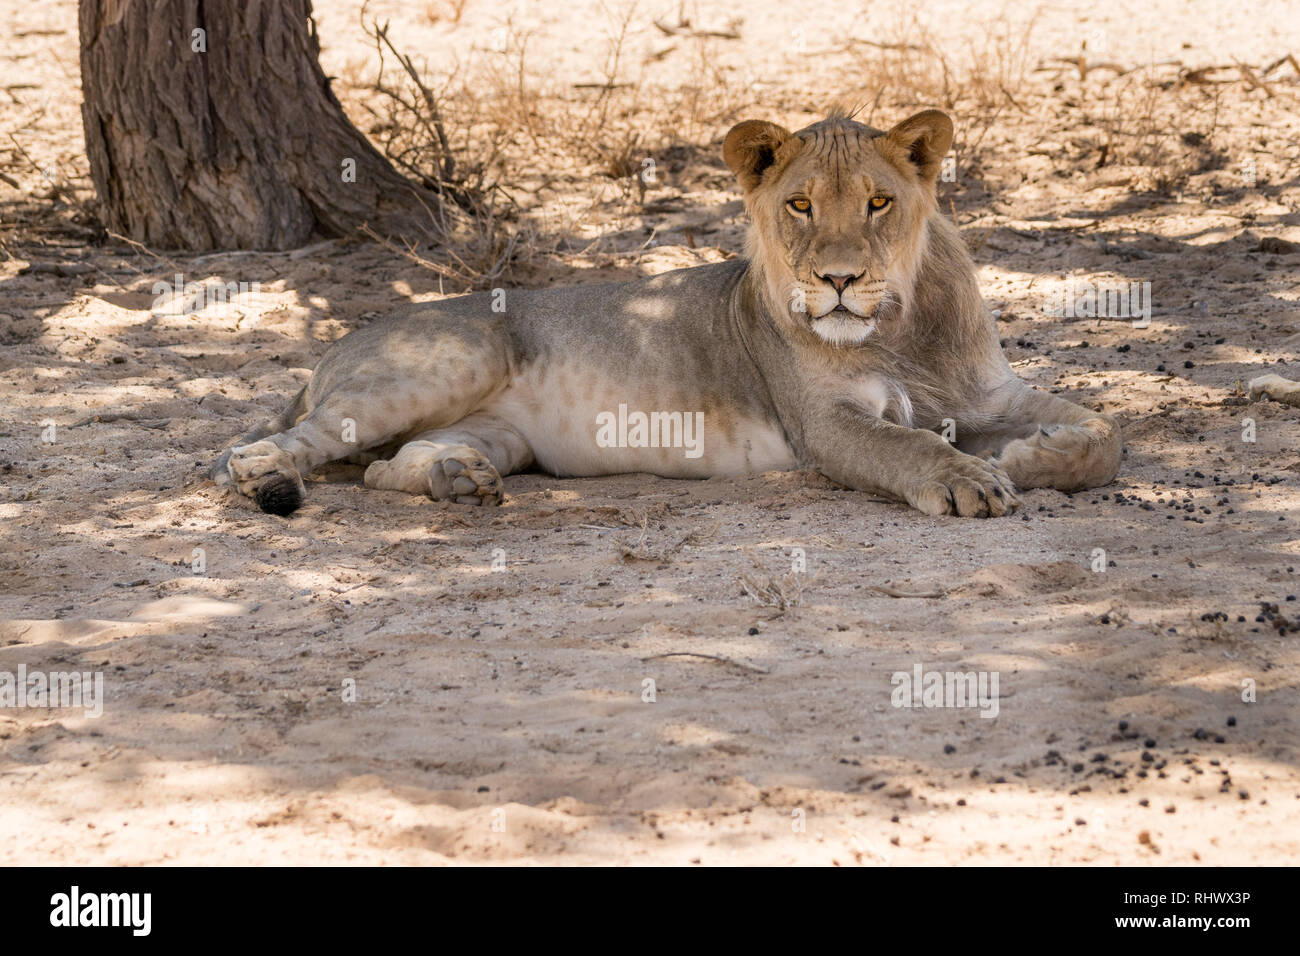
top-left (812, 291), bottom-right (901, 324)
top-left (815, 302), bottom-right (873, 320)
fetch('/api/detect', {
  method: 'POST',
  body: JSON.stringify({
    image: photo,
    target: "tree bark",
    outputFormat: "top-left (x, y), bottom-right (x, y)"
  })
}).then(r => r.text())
top-left (79, 0), bottom-right (442, 251)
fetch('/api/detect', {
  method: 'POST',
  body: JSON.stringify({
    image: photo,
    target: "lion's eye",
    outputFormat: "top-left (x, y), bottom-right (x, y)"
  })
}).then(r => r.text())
top-left (788, 198), bottom-right (812, 215)
top-left (869, 196), bottom-right (892, 212)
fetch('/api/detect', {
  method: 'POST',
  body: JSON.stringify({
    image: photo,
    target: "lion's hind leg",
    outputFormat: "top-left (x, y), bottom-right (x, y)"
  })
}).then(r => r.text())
top-left (364, 413), bottom-right (533, 506)
top-left (959, 385), bottom-right (1121, 493)
top-left (225, 395), bottom-right (438, 516)
top-left (988, 419), bottom-right (1121, 492)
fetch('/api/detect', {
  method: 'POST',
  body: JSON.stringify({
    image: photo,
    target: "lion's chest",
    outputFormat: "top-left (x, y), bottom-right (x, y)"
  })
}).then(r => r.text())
top-left (480, 359), bottom-right (796, 479)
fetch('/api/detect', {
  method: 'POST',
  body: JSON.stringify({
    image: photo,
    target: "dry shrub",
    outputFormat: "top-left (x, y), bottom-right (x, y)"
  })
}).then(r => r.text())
top-left (844, 4), bottom-right (1041, 171)
top-left (1091, 69), bottom-right (1227, 193)
top-left (739, 568), bottom-right (806, 613)
top-left (422, 0), bottom-right (469, 27)
top-left (616, 517), bottom-right (718, 563)
top-left (840, 4), bottom-right (1254, 195)
top-left (738, 553), bottom-right (812, 613)
top-left (350, 0), bottom-right (753, 285)
top-left (345, 0), bottom-right (1288, 283)
top-left (354, 8), bottom-right (521, 286)
top-left (1, 106), bottom-right (99, 249)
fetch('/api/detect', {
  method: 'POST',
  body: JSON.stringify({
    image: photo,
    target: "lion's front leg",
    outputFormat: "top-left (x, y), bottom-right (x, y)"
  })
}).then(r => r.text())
top-left (802, 400), bottom-right (1021, 518)
top-left (959, 385), bottom-right (1122, 493)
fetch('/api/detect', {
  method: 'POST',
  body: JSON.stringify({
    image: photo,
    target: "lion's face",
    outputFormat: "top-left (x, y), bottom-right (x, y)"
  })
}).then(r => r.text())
top-left (724, 110), bottom-right (953, 346)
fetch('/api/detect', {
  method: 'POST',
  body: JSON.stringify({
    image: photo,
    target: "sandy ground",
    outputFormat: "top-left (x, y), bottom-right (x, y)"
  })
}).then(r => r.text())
top-left (2, 1), bottom-right (1300, 864)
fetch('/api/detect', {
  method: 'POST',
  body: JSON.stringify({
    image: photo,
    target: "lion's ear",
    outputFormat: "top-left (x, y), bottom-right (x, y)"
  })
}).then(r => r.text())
top-left (883, 110), bottom-right (953, 183)
top-left (724, 120), bottom-right (793, 192)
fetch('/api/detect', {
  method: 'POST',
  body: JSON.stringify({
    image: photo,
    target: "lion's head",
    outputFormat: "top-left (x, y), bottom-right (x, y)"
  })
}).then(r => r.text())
top-left (724, 109), bottom-right (953, 347)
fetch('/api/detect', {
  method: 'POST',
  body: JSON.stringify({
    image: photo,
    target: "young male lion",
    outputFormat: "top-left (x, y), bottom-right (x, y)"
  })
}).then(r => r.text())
top-left (213, 109), bottom-right (1121, 518)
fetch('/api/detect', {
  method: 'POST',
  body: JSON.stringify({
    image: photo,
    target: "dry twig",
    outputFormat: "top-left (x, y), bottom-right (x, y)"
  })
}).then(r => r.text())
top-left (640, 652), bottom-right (769, 674)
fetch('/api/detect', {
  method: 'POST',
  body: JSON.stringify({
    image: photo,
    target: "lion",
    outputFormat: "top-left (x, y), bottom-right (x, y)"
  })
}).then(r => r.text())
top-left (212, 108), bottom-right (1121, 518)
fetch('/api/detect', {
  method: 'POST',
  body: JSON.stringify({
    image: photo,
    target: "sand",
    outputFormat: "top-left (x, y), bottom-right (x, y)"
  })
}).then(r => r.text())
top-left (1, 0), bottom-right (1298, 864)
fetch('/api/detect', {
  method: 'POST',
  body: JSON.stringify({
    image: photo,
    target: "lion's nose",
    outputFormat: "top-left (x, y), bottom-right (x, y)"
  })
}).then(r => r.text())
top-left (819, 272), bottom-right (860, 293)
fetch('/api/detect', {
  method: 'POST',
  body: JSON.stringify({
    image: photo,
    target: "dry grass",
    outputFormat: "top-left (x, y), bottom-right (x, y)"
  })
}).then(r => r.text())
top-left (1089, 67), bottom-right (1229, 193)
top-left (4, 2), bottom-right (1297, 271)
top-left (0, 122), bottom-right (99, 256)
top-left (616, 516), bottom-right (718, 562)
top-left (838, 5), bottom-right (1041, 172)
top-left (344, 0), bottom-right (755, 286)
top-left (833, 4), bottom-right (1291, 195)
top-left (738, 554), bottom-right (810, 613)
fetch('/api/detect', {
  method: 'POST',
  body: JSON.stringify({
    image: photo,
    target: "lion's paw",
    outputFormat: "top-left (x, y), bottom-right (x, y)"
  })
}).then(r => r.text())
top-left (227, 440), bottom-right (306, 515)
top-left (366, 441), bottom-right (503, 506)
top-left (992, 417), bottom-right (1120, 492)
top-left (911, 455), bottom-right (1020, 518)
top-left (431, 449), bottom-right (504, 506)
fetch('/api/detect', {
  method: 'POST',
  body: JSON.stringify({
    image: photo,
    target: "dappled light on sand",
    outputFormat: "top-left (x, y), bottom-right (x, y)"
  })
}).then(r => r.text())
top-left (2, 0), bottom-right (1299, 864)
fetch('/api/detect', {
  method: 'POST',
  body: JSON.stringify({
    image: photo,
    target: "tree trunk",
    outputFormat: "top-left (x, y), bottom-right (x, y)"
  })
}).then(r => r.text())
top-left (79, 0), bottom-right (441, 251)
